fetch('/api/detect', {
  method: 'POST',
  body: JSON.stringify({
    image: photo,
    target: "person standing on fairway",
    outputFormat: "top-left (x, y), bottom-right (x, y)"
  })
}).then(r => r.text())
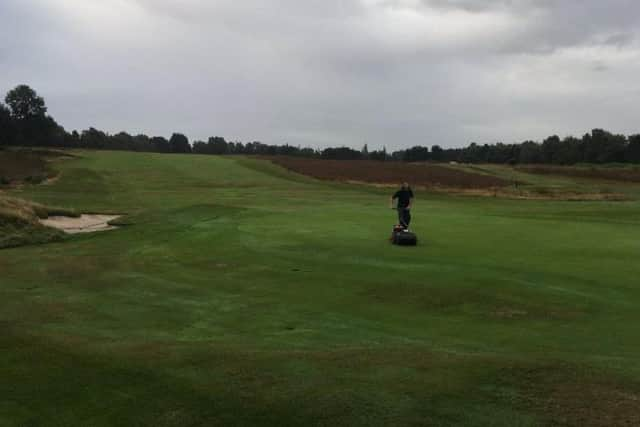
top-left (391, 183), bottom-right (414, 229)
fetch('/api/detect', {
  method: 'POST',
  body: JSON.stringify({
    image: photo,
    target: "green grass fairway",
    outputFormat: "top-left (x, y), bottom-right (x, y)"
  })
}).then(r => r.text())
top-left (2, 152), bottom-right (640, 426)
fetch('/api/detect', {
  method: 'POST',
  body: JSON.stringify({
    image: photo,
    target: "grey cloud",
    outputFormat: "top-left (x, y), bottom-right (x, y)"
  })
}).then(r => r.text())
top-left (1, 0), bottom-right (639, 149)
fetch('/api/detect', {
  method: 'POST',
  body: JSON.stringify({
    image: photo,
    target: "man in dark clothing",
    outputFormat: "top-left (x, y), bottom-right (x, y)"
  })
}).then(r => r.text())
top-left (391, 182), bottom-right (414, 229)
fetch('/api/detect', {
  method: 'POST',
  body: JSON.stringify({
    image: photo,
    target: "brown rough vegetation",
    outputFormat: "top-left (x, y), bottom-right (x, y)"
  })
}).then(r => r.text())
top-left (0, 150), bottom-right (51, 185)
top-left (269, 157), bottom-right (510, 189)
top-left (0, 196), bottom-right (78, 224)
top-left (0, 196), bottom-right (49, 225)
top-left (0, 148), bottom-right (74, 186)
top-left (518, 165), bottom-right (640, 182)
top-left (0, 195), bottom-right (79, 248)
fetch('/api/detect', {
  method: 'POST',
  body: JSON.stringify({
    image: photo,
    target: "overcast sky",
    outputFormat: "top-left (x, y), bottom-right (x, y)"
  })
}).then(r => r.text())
top-left (1, 0), bottom-right (639, 149)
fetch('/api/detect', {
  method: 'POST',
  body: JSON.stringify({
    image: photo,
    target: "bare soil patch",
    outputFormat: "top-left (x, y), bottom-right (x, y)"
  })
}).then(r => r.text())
top-left (270, 157), bottom-right (510, 189)
top-left (40, 214), bottom-right (121, 234)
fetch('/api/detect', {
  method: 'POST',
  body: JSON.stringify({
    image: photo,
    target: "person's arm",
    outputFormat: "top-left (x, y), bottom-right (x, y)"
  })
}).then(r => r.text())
top-left (390, 193), bottom-right (397, 209)
top-left (407, 190), bottom-right (414, 209)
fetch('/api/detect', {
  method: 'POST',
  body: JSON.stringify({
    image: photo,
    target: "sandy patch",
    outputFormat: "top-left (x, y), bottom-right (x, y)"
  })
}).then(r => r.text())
top-left (40, 214), bottom-right (121, 234)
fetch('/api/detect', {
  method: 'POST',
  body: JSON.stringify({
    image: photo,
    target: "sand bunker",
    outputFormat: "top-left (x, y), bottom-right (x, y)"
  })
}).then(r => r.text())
top-left (40, 215), bottom-right (121, 234)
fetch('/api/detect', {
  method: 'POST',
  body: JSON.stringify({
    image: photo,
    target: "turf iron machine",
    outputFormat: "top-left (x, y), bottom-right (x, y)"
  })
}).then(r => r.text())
top-left (391, 224), bottom-right (417, 246)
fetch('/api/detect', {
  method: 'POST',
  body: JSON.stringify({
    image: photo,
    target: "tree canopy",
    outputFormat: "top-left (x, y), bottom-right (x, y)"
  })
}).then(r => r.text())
top-left (5, 85), bottom-right (47, 120)
top-left (1, 84), bottom-right (640, 165)
top-left (169, 133), bottom-right (191, 153)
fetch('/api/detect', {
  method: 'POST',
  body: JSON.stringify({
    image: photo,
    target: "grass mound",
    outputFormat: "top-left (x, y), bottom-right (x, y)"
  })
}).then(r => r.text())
top-left (0, 148), bottom-right (74, 186)
top-left (0, 195), bottom-right (78, 249)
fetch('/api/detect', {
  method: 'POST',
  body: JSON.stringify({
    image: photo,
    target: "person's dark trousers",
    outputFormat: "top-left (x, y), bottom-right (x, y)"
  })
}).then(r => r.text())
top-left (398, 208), bottom-right (411, 228)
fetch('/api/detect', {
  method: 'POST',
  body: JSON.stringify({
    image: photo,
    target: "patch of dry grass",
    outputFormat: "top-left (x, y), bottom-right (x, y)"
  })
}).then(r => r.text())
top-left (0, 195), bottom-right (79, 248)
top-left (269, 157), bottom-right (511, 189)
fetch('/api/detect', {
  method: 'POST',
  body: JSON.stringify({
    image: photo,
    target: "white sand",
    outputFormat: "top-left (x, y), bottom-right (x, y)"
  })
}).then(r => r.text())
top-left (40, 214), bottom-right (121, 234)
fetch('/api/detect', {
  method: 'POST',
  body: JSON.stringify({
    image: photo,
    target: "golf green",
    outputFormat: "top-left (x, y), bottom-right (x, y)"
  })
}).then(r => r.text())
top-left (2, 151), bottom-right (639, 426)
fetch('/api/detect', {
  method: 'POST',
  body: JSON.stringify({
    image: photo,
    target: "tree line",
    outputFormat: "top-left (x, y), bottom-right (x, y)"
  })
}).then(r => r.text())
top-left (394, 132), bottom-right (640, 164)
top-left (1, 85), bottom-right (639, 164)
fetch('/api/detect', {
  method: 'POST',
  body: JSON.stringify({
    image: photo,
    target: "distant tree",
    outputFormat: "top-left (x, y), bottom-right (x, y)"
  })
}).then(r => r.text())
top-left (151, 136), bottom-right (171, 153)
top-left (226, 141), bottom-right (238, 154)
top-left (321, 147), bottom-right (362, 160)
top-left (459, 142), bottom-right (478, 163)
top-left (81, 128), bottom-right (109, 149)
top-left (169, 133), bottom-right (191, 153)
top-left (486, 142), bottom-right (514, 163)
top-left (243, 142), bottom-right (256, 155)
top-left (5, 85), bottom-right (47, 120)
top-left (431, 145), bottom-right (444, 161)
top-left (542, 135), bottom-right (582, 165)
top-left (207, 136), bottom-right (228, 154)
top-left (518, 141), bottom-right (542, 164)
top-left (64, 130), bottom-right (80, 148)
top-left (3, 88), bottom-right (640, 166)
top-left (41, 117), bottom-right (67, 147)
top-left (2, 85), bottom-right (67, 147)
top-left (605, 133), bottom-right (628, 163)
top-left (541, 135), bottom-right (561, 163)
top-left (298, 147), bottom-right (317, 157)
top-left (132, 134), bottom-right (153, 151)
top-left (192, 140), bottom-right (207, 154)
top-left (626, 135), bottom-right (640, 163)
top-left (112, 132), bottom-right (134, 150)
top-left (561, 136), bottom-right (582, 165)
top-left (273, 144), bottom-right (296, 156)
top-left (401, 146), bottom-right (430, 162)
top-left (584, 129), bottom-right (627, 163)
top-left (369, 146), bottom-right (388, 161)
top-left (0, 103), bottom-right (14, 146)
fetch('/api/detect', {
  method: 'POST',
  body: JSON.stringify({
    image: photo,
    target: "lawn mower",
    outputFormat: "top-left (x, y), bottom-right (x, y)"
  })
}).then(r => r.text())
top-left (390, 223), bottom-right (417, 246)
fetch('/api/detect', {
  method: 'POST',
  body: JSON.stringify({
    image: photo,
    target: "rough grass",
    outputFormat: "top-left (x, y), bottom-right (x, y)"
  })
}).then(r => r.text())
top-left (0, 195), bottom-right (78, 249)
top-left (517, 164), bottom-right (640, 183)
top-left (445, 163), bottom-right (639, 200)
top-left (1, 151), bottom-right (640, 426)
top-left (268, 158), bottom-right (640, 201)
top-left (0, 150), bottom-right (51, 185)
top-left (269, 157), bottom-right (510, 189)
top-left (0, 147), bottom-right (76, 186)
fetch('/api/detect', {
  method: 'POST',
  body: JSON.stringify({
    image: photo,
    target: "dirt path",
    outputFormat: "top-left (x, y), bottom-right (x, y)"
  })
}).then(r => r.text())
top-left (40, 215), bottom-right (121, 234)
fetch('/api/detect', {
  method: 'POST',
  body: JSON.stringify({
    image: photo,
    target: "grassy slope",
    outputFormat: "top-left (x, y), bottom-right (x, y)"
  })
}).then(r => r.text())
top-left (448, 163), bottom-right (640, 199)
top-left (0, 148), bottom-right (81, 248)
top-left (2, 151), bottom-right (640, 426)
